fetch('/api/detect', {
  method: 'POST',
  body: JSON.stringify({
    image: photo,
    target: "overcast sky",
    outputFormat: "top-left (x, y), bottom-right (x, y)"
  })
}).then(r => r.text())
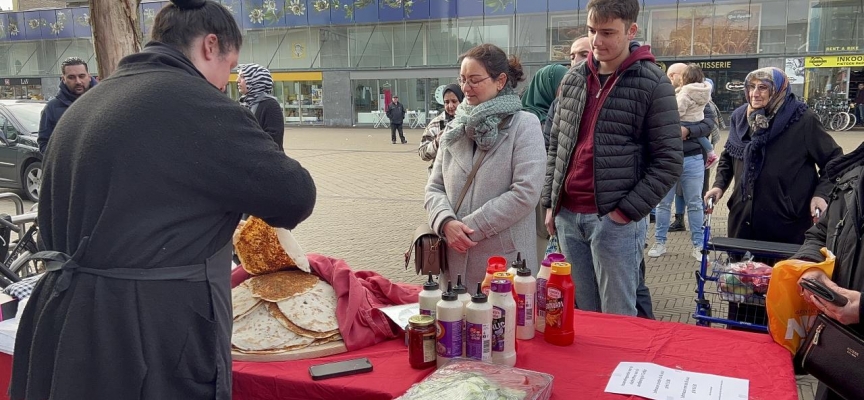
top-left (0, 0), bottom-right (12, 11)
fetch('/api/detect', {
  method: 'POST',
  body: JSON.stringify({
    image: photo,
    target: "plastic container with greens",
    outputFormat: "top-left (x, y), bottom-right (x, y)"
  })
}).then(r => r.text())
top-left (396, 358), bottom-right (553, 400)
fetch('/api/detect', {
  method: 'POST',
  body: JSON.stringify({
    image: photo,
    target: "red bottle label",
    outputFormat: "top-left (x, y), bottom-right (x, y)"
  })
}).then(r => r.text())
top-left (546, 286), bottom-right (564, 328)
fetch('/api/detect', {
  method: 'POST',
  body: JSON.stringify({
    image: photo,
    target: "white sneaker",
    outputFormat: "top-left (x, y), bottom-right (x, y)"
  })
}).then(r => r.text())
top-left (692, 246), bottom-right (704, 261)
top-left (647, 243), bottom-right (667, 257)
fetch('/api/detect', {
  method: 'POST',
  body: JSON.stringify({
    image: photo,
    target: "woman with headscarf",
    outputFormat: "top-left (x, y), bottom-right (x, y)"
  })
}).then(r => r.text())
top-left (425, 44), bottom-right (545, 287)
top-left (239, 63), bottom-right (285, 150)
top-left (418, 83), bottom-right (463, 172)
top-left (704, 67), bottom-right (841, 245)
top-left (521, 64), bottom-right (568, 150)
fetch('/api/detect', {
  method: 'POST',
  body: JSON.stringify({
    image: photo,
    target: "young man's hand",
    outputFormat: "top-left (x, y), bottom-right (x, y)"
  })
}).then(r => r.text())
top-left (545, 209), bottom-right (556, 236)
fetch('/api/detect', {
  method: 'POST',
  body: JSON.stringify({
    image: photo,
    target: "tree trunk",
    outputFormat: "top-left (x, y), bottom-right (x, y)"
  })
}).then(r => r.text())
top-left (89, 0), bottom-right (142, 79)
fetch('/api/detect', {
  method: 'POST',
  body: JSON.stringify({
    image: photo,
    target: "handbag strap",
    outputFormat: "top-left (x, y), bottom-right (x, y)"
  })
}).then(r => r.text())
top-left (453, 151), bottom-right (487, 214)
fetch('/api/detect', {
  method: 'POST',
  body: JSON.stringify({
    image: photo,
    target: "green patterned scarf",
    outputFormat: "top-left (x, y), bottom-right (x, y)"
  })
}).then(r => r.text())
top-left (442, 87), bottom-right (522, 151)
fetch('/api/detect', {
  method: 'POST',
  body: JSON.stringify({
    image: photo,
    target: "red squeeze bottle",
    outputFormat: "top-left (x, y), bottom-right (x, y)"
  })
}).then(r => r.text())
top-left (544, 262), bottom-right (575, 346)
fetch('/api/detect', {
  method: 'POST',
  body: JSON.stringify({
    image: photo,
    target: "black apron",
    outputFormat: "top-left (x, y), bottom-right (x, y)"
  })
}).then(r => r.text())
top-left (24, 238), bottom-right (233, 399)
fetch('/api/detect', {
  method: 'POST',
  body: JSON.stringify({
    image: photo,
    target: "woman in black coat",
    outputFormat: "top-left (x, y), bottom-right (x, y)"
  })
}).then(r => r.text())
top-left (793, 142), bottom-right (864, 400)
top-left (705, 67), bottom-right (841, 245)
top-left (239, 63), bottom-right (285, 150)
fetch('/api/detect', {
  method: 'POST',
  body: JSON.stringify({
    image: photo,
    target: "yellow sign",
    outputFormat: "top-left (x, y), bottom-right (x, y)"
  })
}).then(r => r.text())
top-left (805, 55), bottom-right (864, 68)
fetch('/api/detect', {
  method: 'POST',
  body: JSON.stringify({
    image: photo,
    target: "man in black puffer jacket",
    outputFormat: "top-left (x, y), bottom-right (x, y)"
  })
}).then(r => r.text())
top-left (542, 0), bottom-right (682, 317)
top-left (38, 57), bottom-right (97, 154)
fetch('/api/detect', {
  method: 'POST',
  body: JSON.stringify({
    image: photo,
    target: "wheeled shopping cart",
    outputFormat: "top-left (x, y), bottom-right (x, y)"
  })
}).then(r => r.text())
top-left (693, 199), bottom-right (801, 332)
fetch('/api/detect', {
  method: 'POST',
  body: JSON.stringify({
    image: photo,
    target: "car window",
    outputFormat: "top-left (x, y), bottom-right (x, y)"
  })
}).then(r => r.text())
top-left (0, 116), bottom-right (18, 142)
top-left (5, 104), bottom-right (43, 134)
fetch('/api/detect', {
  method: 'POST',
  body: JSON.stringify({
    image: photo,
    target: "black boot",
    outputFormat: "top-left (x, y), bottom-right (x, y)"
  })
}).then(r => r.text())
top-left (669, 214), bottom-right (685, 232)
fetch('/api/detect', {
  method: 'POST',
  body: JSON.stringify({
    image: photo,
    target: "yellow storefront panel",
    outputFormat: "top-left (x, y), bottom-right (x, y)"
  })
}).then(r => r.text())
top-left (230, 72), bottom-right (323, 81)
top-left (804, 55), bottom-right (864, 68)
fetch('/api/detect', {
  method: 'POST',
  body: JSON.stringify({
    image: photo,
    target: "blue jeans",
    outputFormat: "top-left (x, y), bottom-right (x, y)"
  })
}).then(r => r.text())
top-left (655, 154), bottom-right (705, 247)
top-left (857, 104), bottom-right (864, 124)
top-left (555, 208), bottom-right (648, 316)
top-left (696, 136), bottom-right (713, 153)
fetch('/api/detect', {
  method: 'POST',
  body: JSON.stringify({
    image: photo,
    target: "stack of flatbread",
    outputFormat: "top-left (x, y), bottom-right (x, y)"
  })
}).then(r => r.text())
top-left (231, 218), bottom-right (342, 357)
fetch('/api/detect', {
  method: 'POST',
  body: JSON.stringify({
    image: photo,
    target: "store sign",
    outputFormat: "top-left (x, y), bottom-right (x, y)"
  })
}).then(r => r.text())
top-left (725, 80), bottom-right (746, 92)
top-left (805, 55), bottom-right (864, 68)
top-left (656, 58), bottom-right (758, 73)
top-left (1, 78), bottom-right (40, 86)
top-left (825, 46), bottom-right (860, 52)
top-left (726, 10), bottom-right (752, 22)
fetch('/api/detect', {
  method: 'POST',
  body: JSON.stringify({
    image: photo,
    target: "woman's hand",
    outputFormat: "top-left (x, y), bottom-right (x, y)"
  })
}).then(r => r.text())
top-left (545, 209), bottom-right (556, 236)
top-left (800, 270), bottom-right (861, 325)
top-left (443, 220), bottom-right (477, 254)
top-left (704, 188), bottom-right (724, 206)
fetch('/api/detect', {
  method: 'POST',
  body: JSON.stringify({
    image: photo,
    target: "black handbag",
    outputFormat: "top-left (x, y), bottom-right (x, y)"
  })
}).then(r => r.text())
top-left (795, 313), bottom-right (864, 400)
top-left (404, 151), bottom-right (487, 276)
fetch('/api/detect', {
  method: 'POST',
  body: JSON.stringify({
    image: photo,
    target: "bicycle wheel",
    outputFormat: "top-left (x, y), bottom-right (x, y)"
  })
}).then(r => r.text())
top-left (829, 113), bottom-right (843, 131)
top-left (840, 112), bottom-right (851, 131)
top-left (845, 112), bottom-right (857, 131)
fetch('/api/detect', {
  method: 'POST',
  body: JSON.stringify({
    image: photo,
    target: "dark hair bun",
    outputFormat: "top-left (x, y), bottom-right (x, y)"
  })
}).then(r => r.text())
top-left (171, 0), bottom-right (207, 9)
top-left (507, 55), bottom-right (524, 88)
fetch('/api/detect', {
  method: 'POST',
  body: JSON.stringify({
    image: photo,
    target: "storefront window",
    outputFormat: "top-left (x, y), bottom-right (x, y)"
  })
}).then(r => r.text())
top-left (549, 13), bottom-right (586, 63)
top-left (226, 73), bottom-right (324, 125)
top-left (807, 1), bottom-right (864, 53)
top-left (352, 78), bottom-right (433, 125)
top-left (649, 2), bottom-right (761, 57)
top-left (394, 23), bottom-right (425, 67)
top-left (515, 14), bottom-right (549, 63)
top-left (427, 20), bottom-right (459, 66)
top-left (0, 78), bottom-right (42, 100)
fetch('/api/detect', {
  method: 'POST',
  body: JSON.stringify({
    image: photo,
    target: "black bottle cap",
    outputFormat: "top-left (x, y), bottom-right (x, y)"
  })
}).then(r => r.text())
top-left (471, 282), bottom-right (487, 303)
top-left (423, 272), bottom-right (439, 291)
top-left (517, 267), bottom-right (532, 277)
top-left (453, 274), bottom-right (467, 294)
top-left (511, 252), bottom-right (522, 270)
top-left (441, 281), bottom-right (458, 301)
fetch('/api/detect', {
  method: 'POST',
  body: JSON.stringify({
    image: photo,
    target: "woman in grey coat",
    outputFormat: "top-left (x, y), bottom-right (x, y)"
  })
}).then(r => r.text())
top-left (425, 44), bottom-right (546, 288)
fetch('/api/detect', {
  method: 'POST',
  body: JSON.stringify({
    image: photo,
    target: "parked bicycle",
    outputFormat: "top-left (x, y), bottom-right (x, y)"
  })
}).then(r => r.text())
top-left (809, 96), bottom-right (857, 132)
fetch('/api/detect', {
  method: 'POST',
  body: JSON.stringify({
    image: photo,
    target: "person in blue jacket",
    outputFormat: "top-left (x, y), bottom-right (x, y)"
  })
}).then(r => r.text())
top-left (37, 57), bottom-right (97, 153)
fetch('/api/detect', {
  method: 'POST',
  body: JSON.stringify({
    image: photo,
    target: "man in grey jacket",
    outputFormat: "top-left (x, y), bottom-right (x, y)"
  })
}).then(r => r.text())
top-left (543, 0), bottom-right (682, 316)
top-left (386, 95), bottom-right (407, 144)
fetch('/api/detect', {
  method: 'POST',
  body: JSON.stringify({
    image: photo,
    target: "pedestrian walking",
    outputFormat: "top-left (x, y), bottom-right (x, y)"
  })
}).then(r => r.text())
top-left (387, 95), bottom-right (407, 144)
top-left (238, 63), bottom-right (285, 151)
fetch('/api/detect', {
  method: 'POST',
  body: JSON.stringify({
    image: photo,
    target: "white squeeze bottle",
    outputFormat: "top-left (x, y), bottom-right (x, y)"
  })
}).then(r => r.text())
top-left (489, 278), bottom-right (517, 367)
top-left (419, 272), bottom-right (441, 319)
top-left (465, 282), bottom-right (492, 362)
top-left (453, 274), bottom-right (471, 356)
top-left (506, 252), bottom-right (523, 276)
top-left (514, 266), bottom-right (536, 340)
top-left (536, 252), bottom-right (565, 333)
top-left (435, 282), bottom-right (464, 368)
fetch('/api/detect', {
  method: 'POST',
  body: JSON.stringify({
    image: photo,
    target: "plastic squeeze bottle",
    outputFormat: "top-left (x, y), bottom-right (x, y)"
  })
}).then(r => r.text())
top-left (489, 278), bottom-right (517, 367)
top-left (506, 252), bottom-right (523, 275)
top-left (492, 271), bottom-right (519, 304)
top-left (544, 262), bottom-right (575, 346)
top-left (453, 274), bottom-right (471, 356)
top-left (465, 283), bottom-right (492, 362)
top-left (419, 272), bottom-right (441, 319)
top-left (514, 267), bottom-right (536, 340)
top-left (536, 252), bottom-right (565, 333)
top-left (481, 256), bottom-right (507, 295)
top-left (435, 282), bottom-right (464, 368)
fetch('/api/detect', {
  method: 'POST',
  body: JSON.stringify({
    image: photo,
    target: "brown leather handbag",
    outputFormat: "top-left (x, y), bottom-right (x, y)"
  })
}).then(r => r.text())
top-left (405, 151), bottom-right (487, 276)
top-left (795, 313), bottom-right (864, 399)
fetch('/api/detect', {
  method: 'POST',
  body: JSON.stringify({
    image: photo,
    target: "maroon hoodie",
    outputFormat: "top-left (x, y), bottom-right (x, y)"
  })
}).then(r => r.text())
top-left (561, 44), bottom-right (657, 219)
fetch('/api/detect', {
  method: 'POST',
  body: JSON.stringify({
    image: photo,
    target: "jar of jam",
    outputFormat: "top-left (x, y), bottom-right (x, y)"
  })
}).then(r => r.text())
top-left (407, 314), bottom-right (436, 369)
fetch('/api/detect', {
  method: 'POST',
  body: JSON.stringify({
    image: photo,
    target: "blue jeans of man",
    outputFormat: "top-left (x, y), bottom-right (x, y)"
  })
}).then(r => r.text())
top-left (555, 207), bottom-right (648, 316)
top-left (655, 154), bottom-right (705, 246)
top-left (857, 104), bottom-right (864, 125)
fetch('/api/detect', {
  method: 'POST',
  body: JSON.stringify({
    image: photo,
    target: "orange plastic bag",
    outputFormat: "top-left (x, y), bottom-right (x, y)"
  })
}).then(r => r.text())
top-left (766, 248), bottom-right (835, 354)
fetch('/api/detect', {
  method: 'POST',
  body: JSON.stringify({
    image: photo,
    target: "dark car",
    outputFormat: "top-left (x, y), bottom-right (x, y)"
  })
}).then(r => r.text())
top-left (0, 100), bottom-right (44, 202)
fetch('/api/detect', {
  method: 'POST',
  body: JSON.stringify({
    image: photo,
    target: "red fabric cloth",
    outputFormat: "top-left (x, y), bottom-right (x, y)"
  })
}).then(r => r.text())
top-left (232, 310), bottom-right (799, 400)
top-left (230, 254), bottom-right (421, 351)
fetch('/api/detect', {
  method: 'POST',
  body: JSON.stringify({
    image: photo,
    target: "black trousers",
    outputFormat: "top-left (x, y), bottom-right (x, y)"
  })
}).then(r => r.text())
top-left (390, 123), bottom-right (405, 142)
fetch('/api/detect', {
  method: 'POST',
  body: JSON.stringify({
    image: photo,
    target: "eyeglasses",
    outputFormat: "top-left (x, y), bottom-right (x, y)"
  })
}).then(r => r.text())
top-left (457, 76), bottom-right (492, 87)
top-left (746, 84), bottom-right (771, 94)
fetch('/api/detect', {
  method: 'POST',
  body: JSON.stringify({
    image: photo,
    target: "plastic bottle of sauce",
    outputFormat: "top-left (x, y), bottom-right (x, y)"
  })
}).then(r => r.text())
top-left (419, 272), bottom-right (441, 319)
top-left (536, 253), bottom-right (565, 334)
top-left (514, 267), bottom-right (536, 340)
top-left (465, 282), bottom-right (492, 362)
top-left (492, 271), bottom-right (519, 304)
top-left (481, 256), bottom-right (507, 295)
top-left (435, 282), bottom-right (464, 368)
top-left (506, 252), bottom-right (523, 276)
top-left (544, 262), bottom-right (575, 346)
top-left (489, 278), bottom-right (517, 367)
top-left (453, 274), bottom-right (471, 356)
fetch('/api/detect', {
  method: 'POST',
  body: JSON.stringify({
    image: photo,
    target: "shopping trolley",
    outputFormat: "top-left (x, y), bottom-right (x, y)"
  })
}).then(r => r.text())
top-left (693, 198), bottom-right (801, 332)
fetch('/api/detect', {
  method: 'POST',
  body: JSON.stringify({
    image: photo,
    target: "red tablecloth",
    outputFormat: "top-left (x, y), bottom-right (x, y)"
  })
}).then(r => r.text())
top-left (233, 310), bottom-right (798, 400)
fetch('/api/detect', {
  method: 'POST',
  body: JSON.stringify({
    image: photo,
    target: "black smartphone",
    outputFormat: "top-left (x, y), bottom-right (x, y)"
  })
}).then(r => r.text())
top-left (309, 357), bottom-right (373, 381)
top-left (800, 278), bottom-right (849, 307)
top-left (438, 120), bottom-right (446, 131)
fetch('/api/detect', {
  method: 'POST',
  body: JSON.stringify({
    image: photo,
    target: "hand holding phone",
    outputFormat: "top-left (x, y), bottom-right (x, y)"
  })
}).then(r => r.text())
top-left (800, 278), bottom-right (849, 307)
top-left (309, 357), bottom-right (373, 381)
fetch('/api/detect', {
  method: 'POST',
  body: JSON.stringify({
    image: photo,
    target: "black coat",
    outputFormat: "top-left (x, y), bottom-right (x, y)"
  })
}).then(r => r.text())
top-left (713, 109), bottom-right (841, 244)
top-left (11, 43), bottom-right (316, 400)
top-left (793, 144), bottom-right (864, 400)
top-left (386, 101), bottom-right (405, 124)
top-left (37, 77), bottom-right (97, 153)
top-left (252, 96), bottom-right (285, 151)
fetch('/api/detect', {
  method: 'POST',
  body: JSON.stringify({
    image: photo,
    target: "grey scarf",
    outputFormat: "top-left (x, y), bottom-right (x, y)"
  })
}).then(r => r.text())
top-left (442, 87), bottom-right (522, 151)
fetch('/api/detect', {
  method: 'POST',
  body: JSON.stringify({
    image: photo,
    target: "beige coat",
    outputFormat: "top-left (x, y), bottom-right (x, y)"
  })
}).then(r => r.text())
top-left (676, 82), bottom-right (712, 122)
top-left (425, 111), bottom-right (545, 288)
